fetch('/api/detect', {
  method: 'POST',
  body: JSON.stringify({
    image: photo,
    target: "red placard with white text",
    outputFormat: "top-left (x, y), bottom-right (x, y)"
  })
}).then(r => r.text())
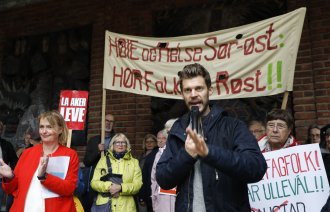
top-left (58, 90), bottom-right (89, 130)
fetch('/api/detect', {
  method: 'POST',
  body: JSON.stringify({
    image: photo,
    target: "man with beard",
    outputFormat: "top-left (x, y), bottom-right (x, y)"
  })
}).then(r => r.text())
top-left (82, 114), bottom-right (115, 211)
top-left (156, 63), bottom-right (267, 212)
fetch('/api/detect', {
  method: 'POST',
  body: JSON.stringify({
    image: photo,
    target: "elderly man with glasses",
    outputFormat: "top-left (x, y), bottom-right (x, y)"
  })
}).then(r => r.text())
top-left (258, 109), bottom-right (300, 152)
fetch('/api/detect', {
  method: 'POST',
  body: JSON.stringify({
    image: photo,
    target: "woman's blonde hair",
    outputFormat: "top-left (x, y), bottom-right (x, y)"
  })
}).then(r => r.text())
top-left (38, 110), bottom-right (68, 145)
top-left (109, 133), bottom-right (131, 151)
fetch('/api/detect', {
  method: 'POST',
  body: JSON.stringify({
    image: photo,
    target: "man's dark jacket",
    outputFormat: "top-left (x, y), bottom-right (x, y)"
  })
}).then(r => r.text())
top-left (156, 105), bottom-right (267, 212)
top-left (138, 147), bottom-right (159, 212)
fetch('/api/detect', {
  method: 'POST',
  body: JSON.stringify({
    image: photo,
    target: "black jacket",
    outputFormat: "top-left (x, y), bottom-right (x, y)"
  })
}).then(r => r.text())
top-left (0, 138), bottom-right (18, 169)
top-left (322, 195), bottom-right (330, 212)
top-left (156, 105), bottom-right (267, 212)
top-left (322, 151), bottom-right (330, 186)
top-left (83, 132), bottom-right (115, 168)
top-left (83, 135), bottom-right (102, 168)
top-left (138, 147), bottom-right (159, 211)
top-left (82, 133), bottom-right (114, 210)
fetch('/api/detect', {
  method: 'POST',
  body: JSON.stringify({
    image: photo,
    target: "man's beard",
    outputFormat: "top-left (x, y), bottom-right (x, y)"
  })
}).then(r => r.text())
top-left (186, 99), bottom-right (209, 116)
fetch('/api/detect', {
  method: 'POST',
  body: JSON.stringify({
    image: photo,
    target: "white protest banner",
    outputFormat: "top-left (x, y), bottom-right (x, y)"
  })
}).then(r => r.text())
top-left (248, 144), bottom-right (330, 212)
top-left (58, 90), bottom-right (89, 130)
top-left (103, 8), bottom-right (306, 99)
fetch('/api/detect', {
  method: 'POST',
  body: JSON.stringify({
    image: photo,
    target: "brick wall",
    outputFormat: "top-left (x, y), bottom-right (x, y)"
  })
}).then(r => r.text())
top-left (287, 0), bottom-right (330, 141)
top-left (0, 0), bottom-right (329, 160)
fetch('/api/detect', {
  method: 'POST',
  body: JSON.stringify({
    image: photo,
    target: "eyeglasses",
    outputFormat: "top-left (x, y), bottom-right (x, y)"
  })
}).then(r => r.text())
top-left (106, 119), bottom-right (115, 123)
top-left (114, 141), bottom-right (127, 146)
top-left (250, 130), bottom-right (264, 134)
top-left (267, 122), bottom-right (288, 130)
top-left (310, 134), bottom-right (320, 138)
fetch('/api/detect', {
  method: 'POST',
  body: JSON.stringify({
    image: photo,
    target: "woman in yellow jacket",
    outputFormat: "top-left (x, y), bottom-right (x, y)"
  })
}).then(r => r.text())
top-left (91, 133), bottom-right (143, 212)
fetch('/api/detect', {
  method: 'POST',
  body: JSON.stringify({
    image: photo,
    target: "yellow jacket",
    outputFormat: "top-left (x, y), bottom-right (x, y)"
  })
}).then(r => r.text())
top-left (91, 150), bottom-right (142, 212)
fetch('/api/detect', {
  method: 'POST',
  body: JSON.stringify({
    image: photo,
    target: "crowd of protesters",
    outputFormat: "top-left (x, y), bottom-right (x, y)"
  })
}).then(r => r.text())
top-left (0, 64), bottom-right (329, 212)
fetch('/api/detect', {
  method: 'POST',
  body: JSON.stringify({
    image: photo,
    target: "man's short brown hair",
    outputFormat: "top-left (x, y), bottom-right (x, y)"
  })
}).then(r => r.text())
top-left (178, 63), bottom-right (211, 91)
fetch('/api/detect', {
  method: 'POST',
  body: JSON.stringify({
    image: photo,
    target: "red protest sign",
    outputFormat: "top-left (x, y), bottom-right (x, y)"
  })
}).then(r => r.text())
top-left (58, 90), bottom-right (89, 130)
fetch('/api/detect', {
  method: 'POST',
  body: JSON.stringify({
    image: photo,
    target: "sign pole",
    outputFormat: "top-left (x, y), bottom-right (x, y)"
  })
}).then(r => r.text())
top-left (67, 129), bottom-right (72, 148)
top-left (281, 91), bottom-right (289, 110)
top-left (101, 88), bottom-right (106, 156)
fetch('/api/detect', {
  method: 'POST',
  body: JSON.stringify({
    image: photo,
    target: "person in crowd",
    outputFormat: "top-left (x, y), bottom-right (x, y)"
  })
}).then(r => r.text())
top-left (73, 166), bottom-right (86, 212)
top-left (91, 133), bottom-right (142, 212)
top-left (156, 63), bottom-right (267, 211)
top-left (151, 128), bottom-right (176, 212)
top-left (321, 196), bottom-right (330, 212)
top-left (306, 124), bottom-right (321, 144)
top-left (0, 121), bottom-right (18, 211)
top-left (139, 134), bottom-right (158, 169)
top-left (320, 125), bottom-right (330, 183)
top-left (258, 108), bottom-right (300, 152)
top-left (248, 120), bottom-right (266, 141)
top-left (138, 131), bottom-right (165, 212)
top-left (74, 167), bottom-right (86, 197)
top-left (0, 110), bottom-right (79, 211)
top-left (320, 124), bottom-right (330, 211)
top-left (16, 127), bottom-right (41, 157)
top-left (82, 113), bottom-right (115, 211)
top-left (164, 118), bottom-right (178, 133)
top-left (137, 133), bottom-right (157, 212)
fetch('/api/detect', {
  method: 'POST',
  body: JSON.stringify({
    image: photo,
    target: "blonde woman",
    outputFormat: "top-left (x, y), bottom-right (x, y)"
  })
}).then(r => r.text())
top-left (0, 110), bottom-right (79, 211)
top-left (91, 133), bottom-right (142, 212)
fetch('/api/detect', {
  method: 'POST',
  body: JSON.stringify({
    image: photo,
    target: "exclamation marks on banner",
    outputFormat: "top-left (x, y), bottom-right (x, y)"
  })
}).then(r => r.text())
top-left (267, 61), bottom-right (283, 90)
top-left (320, 176), bottom-right (324, 192)
top-left (268, 63), bottom-right (273, 90)
top-left (314, 176), bottom-right (325, 192)
top-left (276, 61), bottom-right (282, 88)
top-left (279, 34), bottom-right (285, 48)
top-left (315, 150), bottom-right (321, 170)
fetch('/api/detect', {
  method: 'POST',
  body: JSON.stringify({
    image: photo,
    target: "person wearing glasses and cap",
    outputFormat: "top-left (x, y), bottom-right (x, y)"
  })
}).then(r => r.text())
top-left (91, 133), bottom-right (142, 212)
top-left (258, 109), bottom-right (300, 153)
